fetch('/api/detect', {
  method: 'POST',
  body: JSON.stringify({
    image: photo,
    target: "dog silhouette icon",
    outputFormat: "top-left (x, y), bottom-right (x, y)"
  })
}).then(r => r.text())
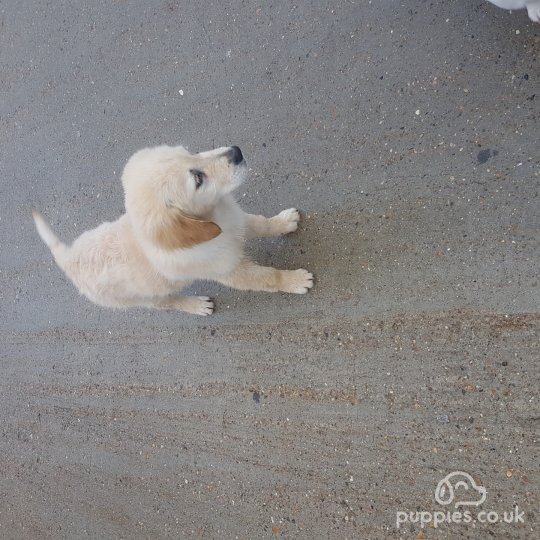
top-left (435, 471), bottom-right (487, 508)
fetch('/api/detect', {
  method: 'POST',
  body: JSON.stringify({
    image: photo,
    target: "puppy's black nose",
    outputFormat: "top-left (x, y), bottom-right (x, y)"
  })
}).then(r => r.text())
top-left (228, 146), bottom-right (244, 165)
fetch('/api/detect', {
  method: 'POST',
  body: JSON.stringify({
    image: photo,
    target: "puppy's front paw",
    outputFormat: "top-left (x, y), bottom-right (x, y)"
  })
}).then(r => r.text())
top-left (274, 208), bottom-right (300, 234)
top-left (280, 269), bottom-right (314, 294)
top-left (183, 296), bottom-right (214, 316)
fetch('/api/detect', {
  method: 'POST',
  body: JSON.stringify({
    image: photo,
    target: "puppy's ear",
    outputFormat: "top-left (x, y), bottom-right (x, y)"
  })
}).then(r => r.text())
top-left (155, 213), bottom-right (222, 250)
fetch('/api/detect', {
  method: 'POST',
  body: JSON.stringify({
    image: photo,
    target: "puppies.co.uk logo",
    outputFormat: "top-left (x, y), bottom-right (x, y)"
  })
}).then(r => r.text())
top-left (396, 471), bottom-right (525, 529)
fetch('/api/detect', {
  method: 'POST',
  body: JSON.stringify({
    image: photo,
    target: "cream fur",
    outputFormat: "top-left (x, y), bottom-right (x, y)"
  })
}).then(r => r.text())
top-left (486, 0), bottom-right (540, 21)
top-left (33, 145), bottom-right (313, 315)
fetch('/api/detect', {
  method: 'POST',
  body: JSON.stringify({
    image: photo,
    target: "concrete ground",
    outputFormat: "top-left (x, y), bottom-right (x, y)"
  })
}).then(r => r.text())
top-left (1, 1), bottom-right (539, 538)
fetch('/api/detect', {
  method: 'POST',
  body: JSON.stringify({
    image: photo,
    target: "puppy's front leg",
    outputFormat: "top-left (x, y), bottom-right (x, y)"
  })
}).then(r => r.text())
top-left (218, 258), bottom-right (313, 294)
top-left (245, 208), bottom-right (300, 239)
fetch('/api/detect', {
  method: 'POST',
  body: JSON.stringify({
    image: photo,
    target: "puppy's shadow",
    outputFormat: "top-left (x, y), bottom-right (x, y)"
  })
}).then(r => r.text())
top-left (183, 211), bottom-right (366, 313)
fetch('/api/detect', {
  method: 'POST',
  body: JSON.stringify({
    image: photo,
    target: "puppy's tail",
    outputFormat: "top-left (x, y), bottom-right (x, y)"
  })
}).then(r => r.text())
top-left (32, 210), bottom-right (68, 264)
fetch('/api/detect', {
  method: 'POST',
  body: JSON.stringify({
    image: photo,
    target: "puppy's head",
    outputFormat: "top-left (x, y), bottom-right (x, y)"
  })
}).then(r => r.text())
top-left (122, 144), bottom-right (246, 250)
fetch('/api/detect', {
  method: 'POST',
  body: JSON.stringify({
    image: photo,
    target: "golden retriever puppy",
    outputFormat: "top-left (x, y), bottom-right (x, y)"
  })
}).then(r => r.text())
top-left (33, 145), bottom-right (313, 315)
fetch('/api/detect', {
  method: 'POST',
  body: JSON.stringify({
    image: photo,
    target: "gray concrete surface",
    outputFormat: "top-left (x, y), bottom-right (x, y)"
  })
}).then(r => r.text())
top-left (1, 1), bottom-right (539, 538)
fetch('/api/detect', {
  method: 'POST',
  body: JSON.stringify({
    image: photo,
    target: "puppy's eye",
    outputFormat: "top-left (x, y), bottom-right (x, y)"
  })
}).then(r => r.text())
top-left (190, 169), bottom-right (205, 189)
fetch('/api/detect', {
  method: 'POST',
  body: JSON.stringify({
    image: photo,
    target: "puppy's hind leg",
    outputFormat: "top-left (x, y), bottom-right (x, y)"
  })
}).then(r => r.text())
top-left (217, 258), bottom-right (313, 294)
top-left (245, 208), bottom-right (301, 239)
top-left (153, 295), bottom-right (214, 315)
top-left (527, 1), bottom-right (540, 22)
top-left (119, 295), bottom-right (214, 315)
